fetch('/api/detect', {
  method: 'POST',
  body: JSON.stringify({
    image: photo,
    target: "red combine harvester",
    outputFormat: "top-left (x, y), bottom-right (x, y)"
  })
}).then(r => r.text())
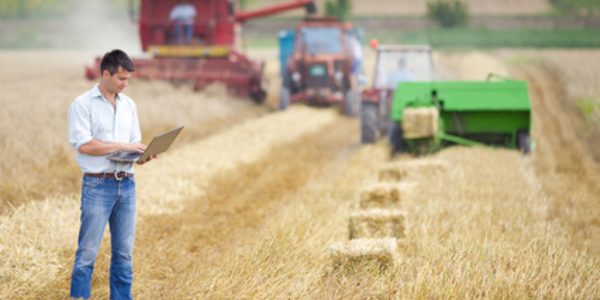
top-left (85, 0), bottom-right (316, 103)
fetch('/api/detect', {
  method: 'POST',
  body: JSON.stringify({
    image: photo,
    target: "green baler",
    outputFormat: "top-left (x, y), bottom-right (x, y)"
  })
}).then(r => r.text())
top-left (390, 76), bottom-right (532, 154)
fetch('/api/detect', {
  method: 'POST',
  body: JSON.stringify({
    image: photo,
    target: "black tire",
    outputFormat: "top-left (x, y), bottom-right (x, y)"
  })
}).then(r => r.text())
top-left (390, 122), bottom-right (404, 155)
top-left (343, 89), bottom-right (359, 117)
top-left (249, 76), bottom-right (266, 104)
top-left (378, 98), bottom-right (392, 138)
top-left (279, 86), bottom-right (290, 110)
top-left (251, 90), bottom-right (266, 104)
top-left (360, 101), bottom-right (378, 144)
top-left (517, 130), bottom-right (531, 154)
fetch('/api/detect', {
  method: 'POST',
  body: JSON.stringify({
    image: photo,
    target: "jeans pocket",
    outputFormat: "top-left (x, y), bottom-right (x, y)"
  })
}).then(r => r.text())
top-left (82, 176), bottom-right (103, 189)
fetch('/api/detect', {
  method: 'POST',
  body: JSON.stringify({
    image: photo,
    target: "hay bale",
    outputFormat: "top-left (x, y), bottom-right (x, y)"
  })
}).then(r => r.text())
top-left (378, 165), bottom-right (408, 182)
top-left (402, 107), bottom-right (439, 139)
top-left (329, 238), bottom-right (399, 272)
top-left (359, 182), bottom-right (414, 208)
top-left (349, 209), bottom-right (406, 239)
top-left (379, 159), bottom-right (448, 182)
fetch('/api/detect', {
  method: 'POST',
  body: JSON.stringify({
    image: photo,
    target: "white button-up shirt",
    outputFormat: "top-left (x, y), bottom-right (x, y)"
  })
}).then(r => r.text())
top-left (68, 84), bottom-right (141, 173)
top-left (169, 3), bottom-right (197, 25)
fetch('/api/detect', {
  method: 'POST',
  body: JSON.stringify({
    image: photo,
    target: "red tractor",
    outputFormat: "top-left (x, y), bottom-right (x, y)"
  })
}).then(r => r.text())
top-left (85, 0), bottom-right (316, 103)
top-left (360, 44), bottom-right (435, 143)
top-left (278, 17), bottom-right (362, 115)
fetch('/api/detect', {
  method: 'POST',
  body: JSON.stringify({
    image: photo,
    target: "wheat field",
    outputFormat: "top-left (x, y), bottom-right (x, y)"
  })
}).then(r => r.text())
top-left (0, 50), bottom-right (268, 213)
top-left (1, 50), bottom-right (599, 299)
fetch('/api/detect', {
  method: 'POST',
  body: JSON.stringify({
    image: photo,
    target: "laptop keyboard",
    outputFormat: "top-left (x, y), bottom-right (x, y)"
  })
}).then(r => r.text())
top-left (123, 152), bottom-right (142, 159)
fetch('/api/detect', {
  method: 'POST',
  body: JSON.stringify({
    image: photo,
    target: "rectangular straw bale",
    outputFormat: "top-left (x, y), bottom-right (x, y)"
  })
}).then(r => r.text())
top-left (329, 238), bottom-right (399, 272)
top-left (349, 209), bottom-right (406, 239)
top-left (379, 159), bottom-right (448, 182)
top-left (378, 165), bottom-right (408, 182)
top-left (359, 182), bottom-right (414, 209)
top-left (402, 107), bottom-right (439, 139)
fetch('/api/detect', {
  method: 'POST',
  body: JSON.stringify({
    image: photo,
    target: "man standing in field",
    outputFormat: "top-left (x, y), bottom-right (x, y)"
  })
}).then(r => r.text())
top-left (68, 49), bottom-right (152, 300)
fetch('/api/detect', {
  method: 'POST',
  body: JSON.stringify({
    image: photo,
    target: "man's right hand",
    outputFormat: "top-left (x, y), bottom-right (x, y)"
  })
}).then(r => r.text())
top-left (120, 143), bottom-right (146, 153)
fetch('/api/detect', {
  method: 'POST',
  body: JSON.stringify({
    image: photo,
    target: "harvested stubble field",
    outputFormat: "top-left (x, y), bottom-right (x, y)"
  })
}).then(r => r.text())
top-left (1, 49), bottom-right (599, 299)
top-left (0, 50), bottom-right (269, 213)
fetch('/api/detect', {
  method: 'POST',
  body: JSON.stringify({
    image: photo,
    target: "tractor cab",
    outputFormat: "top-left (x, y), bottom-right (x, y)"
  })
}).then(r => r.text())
top-left (300, 26), bottom-right (344, 55)
top-left (372, 46), bottom-right (435, 90)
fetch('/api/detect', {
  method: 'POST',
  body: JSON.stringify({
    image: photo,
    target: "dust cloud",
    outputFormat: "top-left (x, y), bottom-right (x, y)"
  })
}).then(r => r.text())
top-left (61, 0), bottom-right (140, 54)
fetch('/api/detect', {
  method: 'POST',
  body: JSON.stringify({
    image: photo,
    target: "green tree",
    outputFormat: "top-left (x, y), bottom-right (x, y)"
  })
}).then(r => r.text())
top-left (550, 0), bottom-right (600, 27)
top-left (0, 0), bottom-right (74, 18)
top-left (324, 0), bottom-right (352, 21)
top-left (427, 0), bottom-right (468, 28)
top-left (239, 0), bottom-right (256, 10)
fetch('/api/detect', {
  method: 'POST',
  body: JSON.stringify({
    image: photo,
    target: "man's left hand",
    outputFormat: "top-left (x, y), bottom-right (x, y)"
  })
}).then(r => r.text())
top-left (137, 155), bottom-right (158, 165)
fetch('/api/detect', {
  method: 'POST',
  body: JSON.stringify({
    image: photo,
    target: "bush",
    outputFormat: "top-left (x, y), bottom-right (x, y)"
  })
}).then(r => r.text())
top-left (427, 0), bottom-right (468, 28)
top-left (325, 0), bottom-right (352, 21)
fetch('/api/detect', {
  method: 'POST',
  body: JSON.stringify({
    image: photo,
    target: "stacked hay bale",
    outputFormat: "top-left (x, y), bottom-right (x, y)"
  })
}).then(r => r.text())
top-left (329, 238), bottom-right (400, 272)
top-left (348, 209), bottom-right (406, 239)
top-left (358, 182), bottom-right (415, 208)
top-left (402, 107), bottom-right (439, 139)
top-left (329, 177), bottom-right (416, 272)
top-left (379, 159), bottom-right (448, 182)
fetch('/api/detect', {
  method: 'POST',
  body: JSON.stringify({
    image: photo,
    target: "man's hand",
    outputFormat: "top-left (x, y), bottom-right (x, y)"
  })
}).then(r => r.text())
top-left (136, 155), bottom-right (158, 165)
top-left (79, 140), bottom-right (147, 156)
top-left (121, 143), bottom-right (146, 153)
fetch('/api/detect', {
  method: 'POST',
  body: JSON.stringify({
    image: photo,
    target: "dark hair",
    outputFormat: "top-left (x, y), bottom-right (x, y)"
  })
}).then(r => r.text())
top-left (100, 49), bottom-right (135, 75)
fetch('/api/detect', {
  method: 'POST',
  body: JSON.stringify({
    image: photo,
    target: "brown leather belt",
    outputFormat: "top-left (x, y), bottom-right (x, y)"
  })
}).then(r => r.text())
top-left (84, 172), bottom-right (133, 180)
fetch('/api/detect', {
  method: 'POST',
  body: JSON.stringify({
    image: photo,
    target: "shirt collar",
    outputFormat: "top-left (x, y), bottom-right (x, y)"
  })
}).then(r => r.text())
top-left (91, 84), bottom-right (122, 102)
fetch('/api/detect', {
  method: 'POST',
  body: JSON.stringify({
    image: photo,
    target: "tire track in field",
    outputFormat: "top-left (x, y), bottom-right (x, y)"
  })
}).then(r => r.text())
top-left (27, 114), bottom-right (359, 299)
top-left (518, 64), bottom-right (600, 254)
top-left (131, 118), bottom-right (359, 298)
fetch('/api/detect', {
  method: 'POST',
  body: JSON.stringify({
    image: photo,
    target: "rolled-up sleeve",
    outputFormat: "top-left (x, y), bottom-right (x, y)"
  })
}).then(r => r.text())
top-left (68, 98), bottom-right (93, 151)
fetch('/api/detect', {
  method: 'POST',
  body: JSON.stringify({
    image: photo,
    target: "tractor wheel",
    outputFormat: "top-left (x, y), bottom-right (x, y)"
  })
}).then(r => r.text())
top-left (251, 90), bottom-right (266, 104)
top-left (517, 130), bottom-right (531, 154)
top-left (343, 89), bottom-right (359, 117)
top-left (360, 101), bottom-right (378, 144)
top-left (378, 98), bottom-right (392, 138)
top-left (279, 86), bottom-right (290, 110)
top-left (390, 122), bottom-right (404, 155)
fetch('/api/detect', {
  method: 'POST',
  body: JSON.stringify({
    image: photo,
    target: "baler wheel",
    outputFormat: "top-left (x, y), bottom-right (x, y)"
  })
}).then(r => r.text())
top-left (390, 123), bottom-right (404, 155)
top-left (279, 86), bottom-right (291, 110)
top-left (517, 130), bottom-right (531, 154)
top-left (360, 101), bottom-right (378, 144)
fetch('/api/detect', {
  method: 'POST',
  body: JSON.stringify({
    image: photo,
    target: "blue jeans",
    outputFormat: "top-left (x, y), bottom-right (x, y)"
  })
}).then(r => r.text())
top-left (70, 175), bottom-right (136, 300)
top-left (174, 23), bottom-right (194, 44)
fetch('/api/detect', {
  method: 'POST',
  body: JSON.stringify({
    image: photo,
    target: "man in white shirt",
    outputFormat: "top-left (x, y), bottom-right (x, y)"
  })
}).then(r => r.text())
top-left (387, 57), bottom-right (416, 89)
top-left (169, 0), bottom-right (197, 44)
top-left (68, 49), bottom-right (153, 300)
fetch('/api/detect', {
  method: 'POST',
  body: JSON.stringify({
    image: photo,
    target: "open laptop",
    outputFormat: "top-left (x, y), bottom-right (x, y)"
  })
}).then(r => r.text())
top-left (108, 126), bottom-right (184, 162)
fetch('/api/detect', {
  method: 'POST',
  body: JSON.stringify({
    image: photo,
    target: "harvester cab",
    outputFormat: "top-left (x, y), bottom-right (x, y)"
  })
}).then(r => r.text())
top-left (278, 17), bottom-right (363, 116)
top-left (390, 74), bottom-right (533, 155)
top-left (84, 0), bottom-right (317, 103)
top-left (360, 44), bottom-right (435, 143)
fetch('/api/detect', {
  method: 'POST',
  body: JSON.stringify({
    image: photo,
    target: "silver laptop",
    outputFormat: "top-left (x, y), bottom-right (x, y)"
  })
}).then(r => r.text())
top-left (108, 126), bottom-right (184, 162)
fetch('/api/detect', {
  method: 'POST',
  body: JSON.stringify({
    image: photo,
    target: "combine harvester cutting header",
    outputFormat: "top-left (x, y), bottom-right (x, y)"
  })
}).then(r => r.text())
top-left (85, 0), bottom-right (317, 103)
